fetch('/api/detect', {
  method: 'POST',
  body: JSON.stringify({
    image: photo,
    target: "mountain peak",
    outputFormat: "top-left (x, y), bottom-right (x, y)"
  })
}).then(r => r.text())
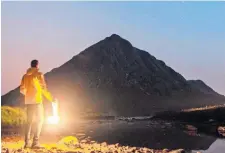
top-left (103, 34), bottom-right (133, 49)
top-left (105, 34), bottom-right (126, 42)
top-left (109, 34), bottom-right (121, 39)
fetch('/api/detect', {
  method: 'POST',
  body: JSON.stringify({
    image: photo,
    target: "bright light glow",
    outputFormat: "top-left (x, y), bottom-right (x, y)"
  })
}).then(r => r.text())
top-left (47, 116), bottom-right (60, 124)
top-left (47, 102), bottom-right (60, 124)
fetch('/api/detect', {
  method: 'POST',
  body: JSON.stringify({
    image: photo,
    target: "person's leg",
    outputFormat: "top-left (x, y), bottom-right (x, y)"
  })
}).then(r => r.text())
top-left (32, 103), bottom-right (44, 147)
top-left (24, 104), bottom-right (34, 148)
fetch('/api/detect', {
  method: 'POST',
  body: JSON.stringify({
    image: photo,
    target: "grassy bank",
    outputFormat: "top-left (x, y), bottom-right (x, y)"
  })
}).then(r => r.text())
top-left (1, 106), bottom-right (26, 128)
top-left (152, 105), bottom-right (225, 124)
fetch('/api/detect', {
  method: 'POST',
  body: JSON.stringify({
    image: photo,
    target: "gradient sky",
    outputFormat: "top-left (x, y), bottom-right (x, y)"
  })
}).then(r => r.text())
top-left (2, 2), bottom-right (225, 95)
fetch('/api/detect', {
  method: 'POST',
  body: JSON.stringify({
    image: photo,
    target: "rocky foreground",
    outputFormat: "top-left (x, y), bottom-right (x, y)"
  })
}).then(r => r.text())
top-left (1, 136), bottom-right (192, 153)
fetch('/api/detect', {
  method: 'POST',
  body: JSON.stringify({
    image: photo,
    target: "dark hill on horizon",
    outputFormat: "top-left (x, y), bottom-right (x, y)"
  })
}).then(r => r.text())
top-left (2, 34), bottom-right (225, 117)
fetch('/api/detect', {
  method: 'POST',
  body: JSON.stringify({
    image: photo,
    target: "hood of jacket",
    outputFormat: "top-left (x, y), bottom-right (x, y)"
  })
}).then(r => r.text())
top-left (26, 67), bottom-right (39, 75)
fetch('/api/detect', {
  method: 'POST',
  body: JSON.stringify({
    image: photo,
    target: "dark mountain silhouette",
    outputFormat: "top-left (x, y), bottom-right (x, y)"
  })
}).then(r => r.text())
top-left (188, 80), bottom-right (219, 95)
top-left (2, 34), bottom-right (225, 117)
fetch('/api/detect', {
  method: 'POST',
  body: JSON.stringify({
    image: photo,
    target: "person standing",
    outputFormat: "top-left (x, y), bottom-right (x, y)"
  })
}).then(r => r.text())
top-left (20, 59), bottom-right (56, 149)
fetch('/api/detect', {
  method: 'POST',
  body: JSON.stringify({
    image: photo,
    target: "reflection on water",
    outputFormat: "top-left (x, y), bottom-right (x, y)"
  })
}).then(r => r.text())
top-left (193, 139), bottom-right (225, 153)
top-left (177, 123), bottom-right (225, 138)
top-left (3, 119), bottom-right (224, 152)
top-left (44, 120), bottom-right (224, 151)
top-left (183, 125), bottom-right (199, 136)
top-left (36, 120), bottom-right (225, 152)
top-left (218, 126), bottom-right (225, 137)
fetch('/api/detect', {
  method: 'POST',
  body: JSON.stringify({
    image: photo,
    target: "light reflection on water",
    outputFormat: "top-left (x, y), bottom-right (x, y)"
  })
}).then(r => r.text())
top-left (3, 119), bottom-right (224, 152)
top-left (193, 139), bottom-right (225, 153)
top-left (47, 120), bottom-right (224, 152)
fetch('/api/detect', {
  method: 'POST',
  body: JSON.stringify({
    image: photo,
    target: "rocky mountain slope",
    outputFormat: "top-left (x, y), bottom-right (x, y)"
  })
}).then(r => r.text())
top-left (188, 80), bottom-right (219, 95)
top-left (2, 34), bottom-right (225, 116)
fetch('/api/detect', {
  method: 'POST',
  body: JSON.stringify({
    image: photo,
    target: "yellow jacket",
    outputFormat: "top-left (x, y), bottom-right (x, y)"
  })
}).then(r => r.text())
top-left (20, 67), bottom-right (53, 104)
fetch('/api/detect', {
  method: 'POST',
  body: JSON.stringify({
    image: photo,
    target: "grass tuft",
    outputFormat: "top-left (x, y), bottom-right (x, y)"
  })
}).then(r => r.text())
top-left (1, 106), bottom-right (27, 127)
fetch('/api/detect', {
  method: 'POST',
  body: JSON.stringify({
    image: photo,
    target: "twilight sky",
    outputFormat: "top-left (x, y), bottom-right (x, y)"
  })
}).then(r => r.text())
top-left (2, 2), bottom-right (225, 95)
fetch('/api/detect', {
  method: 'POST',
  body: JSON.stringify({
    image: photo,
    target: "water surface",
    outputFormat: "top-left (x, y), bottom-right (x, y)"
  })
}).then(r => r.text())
top-left (43, 119), bottom-right (225, 152)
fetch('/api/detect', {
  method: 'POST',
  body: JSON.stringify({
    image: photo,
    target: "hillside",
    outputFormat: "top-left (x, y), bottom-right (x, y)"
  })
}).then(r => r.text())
top-left (2, 34), bottom-right (225, 117)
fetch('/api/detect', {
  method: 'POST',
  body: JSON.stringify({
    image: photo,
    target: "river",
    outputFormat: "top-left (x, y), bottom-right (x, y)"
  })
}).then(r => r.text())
top-left (41, 119), bottom-right (225, 153)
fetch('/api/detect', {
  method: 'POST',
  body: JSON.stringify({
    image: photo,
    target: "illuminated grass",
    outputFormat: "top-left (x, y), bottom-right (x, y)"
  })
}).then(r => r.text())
top-left (182, 104), bottom-right (225, 112)
top-left (1, 106), bottom-right (26, 127)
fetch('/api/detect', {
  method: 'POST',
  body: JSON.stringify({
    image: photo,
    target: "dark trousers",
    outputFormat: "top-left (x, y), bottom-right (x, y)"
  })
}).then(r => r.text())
top-left (25, 103), bottom-right (44, 144)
